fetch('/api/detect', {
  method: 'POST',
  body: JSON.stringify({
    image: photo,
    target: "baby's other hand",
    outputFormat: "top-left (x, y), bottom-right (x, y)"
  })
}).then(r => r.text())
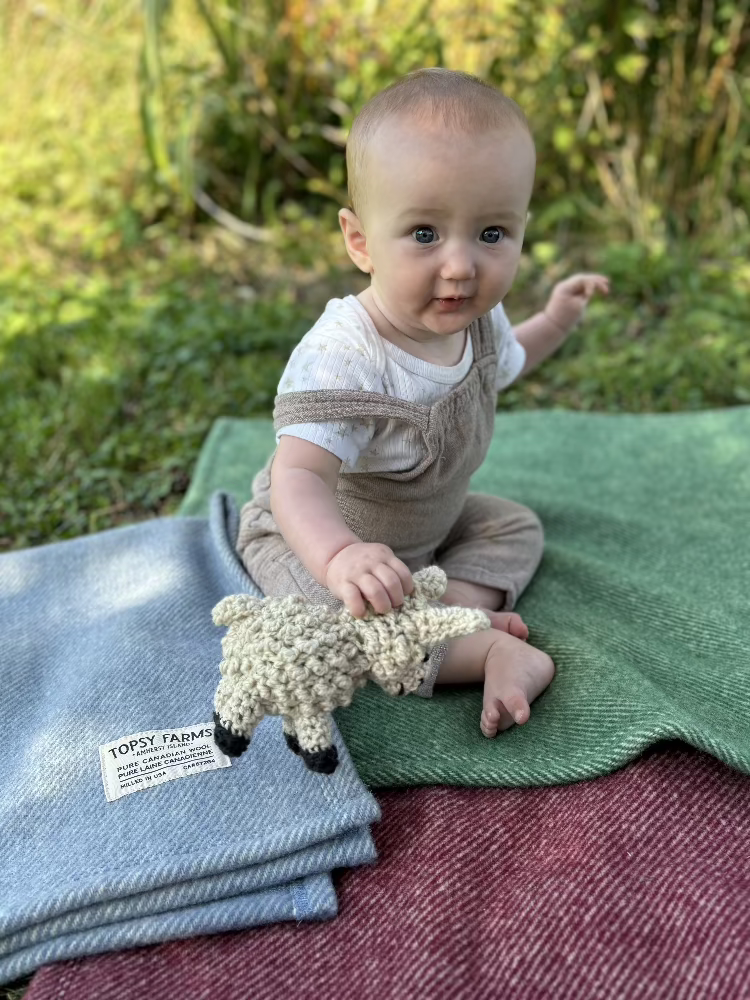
top-left (545, 273), bottom-right (610, 334)
top-left (325, 542), bottom-right (414, 617)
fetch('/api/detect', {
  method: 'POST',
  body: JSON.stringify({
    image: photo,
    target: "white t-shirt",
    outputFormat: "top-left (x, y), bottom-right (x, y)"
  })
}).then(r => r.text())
top-left (276, 295), bottom-right (525, 474)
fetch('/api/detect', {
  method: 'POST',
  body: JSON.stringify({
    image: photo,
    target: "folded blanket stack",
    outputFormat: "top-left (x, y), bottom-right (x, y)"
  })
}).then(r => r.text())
top-left (0, 494), bottom-right (378, 985)
top-left (26, 746), bottom-right (750, 1000)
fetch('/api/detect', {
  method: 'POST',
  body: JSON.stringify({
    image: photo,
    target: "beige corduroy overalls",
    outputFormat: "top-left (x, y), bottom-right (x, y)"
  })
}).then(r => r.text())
top-left (237, 311), bottom-right (544, 695)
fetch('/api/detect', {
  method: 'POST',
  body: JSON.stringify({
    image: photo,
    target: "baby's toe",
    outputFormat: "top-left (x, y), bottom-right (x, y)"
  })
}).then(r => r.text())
top-left (480, 706), bottom-right (499, 738)
top-left (501, 690), bottom-right (530, 728)
top-left (480, 698), bottom-right (514, 738)
top-left (486, 611), bottom-right (529, 642)
top-left (482, 690), bottom-right (531, 736)
top-left (508, 614), bottom-right (529, 642)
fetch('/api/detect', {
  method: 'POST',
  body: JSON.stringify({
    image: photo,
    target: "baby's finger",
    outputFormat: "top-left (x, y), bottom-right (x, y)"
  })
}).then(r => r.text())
top-left (584, 274), bottom-right (610, 297)
top-left (358, 574), bottom-right (393, 615)
top-left (371, 563), bottom-right (405, 608)
top-left (340, 582), bottom-right (367, 619)
top-left (388, 556), bottom-right (414, 596)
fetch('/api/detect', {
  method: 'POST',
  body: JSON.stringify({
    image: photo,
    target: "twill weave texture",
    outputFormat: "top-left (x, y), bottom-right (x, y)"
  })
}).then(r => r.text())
top-left (27, 746), bottom-right (750, 1000)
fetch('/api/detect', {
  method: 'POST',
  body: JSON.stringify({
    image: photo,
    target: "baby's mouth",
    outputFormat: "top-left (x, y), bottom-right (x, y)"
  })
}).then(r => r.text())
top-left (436, 296), bottom-right (469, 311)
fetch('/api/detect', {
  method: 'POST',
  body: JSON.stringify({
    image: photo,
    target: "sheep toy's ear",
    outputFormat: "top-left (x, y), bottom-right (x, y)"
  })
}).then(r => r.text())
top-left (427, 604), bottom-right (491, 643)
top-left (212, 594), bottom-right (263, 627)
top-left (411, 566), bottom-right (448, 602)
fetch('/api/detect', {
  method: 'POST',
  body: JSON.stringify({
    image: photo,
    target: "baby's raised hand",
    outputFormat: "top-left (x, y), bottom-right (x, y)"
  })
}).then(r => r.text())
top-left (325, 542), bottom-right (414, 618)
top-left (545, 272), bottom-right (610, 334)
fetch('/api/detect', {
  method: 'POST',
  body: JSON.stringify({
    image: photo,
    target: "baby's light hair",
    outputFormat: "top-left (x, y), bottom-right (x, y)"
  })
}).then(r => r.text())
top-left (346, 68), bottom-right (533, 221)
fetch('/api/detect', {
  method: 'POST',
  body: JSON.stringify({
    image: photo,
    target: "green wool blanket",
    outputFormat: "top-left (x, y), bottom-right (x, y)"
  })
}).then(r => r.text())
top-left (180, 409), bottom-right (750, 789)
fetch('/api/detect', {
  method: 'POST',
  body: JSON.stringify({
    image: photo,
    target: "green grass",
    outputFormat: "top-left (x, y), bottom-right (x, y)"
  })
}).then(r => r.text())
top-left (0, 986), bottom-right (27, 1000)
top-left (501, 242), bottom-right (750, 413)
top-left (1, 2), bottom-right (748, 554)
top-left (0, 260), bottom-right (313, 548)
top-left (2, 234), bottom-right (748, 553)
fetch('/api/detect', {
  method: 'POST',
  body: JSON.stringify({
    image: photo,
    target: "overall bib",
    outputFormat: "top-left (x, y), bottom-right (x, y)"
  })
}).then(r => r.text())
top-left (237, 312), bottom-right (543, 695)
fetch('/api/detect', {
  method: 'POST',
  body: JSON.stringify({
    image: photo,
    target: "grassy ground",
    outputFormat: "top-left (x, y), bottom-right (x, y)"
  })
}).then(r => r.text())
top-left (2, 234), bottom-right (749, 552)
top-left (1, 2), bottom-right (748, 553)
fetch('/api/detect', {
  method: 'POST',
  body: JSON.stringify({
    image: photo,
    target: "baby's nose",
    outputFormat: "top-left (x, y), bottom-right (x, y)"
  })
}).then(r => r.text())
top-left (439, 244), bottom-right (476, 280)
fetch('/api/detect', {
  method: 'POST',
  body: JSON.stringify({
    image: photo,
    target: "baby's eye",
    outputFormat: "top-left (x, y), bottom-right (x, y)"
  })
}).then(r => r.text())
top-left (482, 227), bottom-right (505, 244)
top-left (413, 227), bottom-right (436, 244)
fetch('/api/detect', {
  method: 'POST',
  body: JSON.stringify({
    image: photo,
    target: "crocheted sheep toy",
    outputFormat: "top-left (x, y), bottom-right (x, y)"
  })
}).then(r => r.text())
top-left (212, 566), bottom-right (490, 774)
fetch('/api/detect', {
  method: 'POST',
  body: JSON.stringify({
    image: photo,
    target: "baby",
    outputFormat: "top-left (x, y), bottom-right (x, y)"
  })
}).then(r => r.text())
top-left (237, 68), bottom-right (609, 738)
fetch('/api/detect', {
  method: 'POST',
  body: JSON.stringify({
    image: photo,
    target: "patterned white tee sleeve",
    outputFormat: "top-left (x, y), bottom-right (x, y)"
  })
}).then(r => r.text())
top-left (276, 301), bottom-right (386, 467)
top-left (491, 302), bottom-right (526, 389)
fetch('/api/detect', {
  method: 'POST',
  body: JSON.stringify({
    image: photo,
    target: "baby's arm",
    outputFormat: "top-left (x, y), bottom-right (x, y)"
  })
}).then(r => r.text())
top-left (514, 273), bottom-right (609, 376)
top-left (270, 435), bottom-right (413, 616)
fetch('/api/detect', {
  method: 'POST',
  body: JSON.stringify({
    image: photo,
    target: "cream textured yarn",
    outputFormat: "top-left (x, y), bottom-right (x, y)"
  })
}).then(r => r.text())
top-left (212, 566), bottom-right (490, 773)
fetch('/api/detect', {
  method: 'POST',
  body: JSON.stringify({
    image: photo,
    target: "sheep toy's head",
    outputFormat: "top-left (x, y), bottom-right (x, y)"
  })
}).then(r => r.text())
top-left (354, 566), bottom-right (491, 696)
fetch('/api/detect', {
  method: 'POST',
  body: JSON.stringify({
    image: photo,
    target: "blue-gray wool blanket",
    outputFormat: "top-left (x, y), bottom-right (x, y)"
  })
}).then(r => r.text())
top-left (0, 493), bottom-right (379, 984)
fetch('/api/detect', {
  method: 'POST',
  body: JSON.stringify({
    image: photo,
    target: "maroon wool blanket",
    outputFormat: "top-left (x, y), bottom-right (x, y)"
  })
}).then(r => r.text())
top-left (27, 745), bottom-right (750, 1000)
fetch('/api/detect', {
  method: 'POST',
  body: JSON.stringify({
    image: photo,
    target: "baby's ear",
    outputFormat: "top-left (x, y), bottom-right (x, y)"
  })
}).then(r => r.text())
top-left (411, 566), bottom-right (448, 602)
top-left (338, 208), bottom-right (372, 275)
top-left (425, 605), bottom-right (490, 643)
top-left (212, 594), bottom-right (262, 627)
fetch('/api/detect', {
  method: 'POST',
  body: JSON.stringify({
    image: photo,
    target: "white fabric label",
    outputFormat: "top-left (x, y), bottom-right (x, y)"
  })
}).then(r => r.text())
top-left (99, 723), bottom-right (231, 802)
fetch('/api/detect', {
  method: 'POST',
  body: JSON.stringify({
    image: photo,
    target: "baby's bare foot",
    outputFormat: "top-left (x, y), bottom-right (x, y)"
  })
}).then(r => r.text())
top-left (480, 633), bottom-right (555, 738)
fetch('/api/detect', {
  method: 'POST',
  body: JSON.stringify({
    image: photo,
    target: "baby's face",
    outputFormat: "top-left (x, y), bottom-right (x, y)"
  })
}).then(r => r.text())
top-left (350, 118), bottom-right (535, 342)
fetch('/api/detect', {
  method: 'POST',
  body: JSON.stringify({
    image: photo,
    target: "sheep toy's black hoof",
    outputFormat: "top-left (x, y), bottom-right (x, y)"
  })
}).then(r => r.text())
top-left (212, 712), bottom-right (250, 757)
top-left (284, 733), bottom-right (337, 773)
top-left (300, 744), bottom-right (339, 775)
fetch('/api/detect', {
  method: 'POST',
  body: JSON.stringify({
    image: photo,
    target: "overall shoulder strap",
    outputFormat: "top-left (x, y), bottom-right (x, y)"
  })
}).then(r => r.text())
top-left (273, 389), bottom-right (430, 433)
top-left (469, 312), bottom-right (497, 360)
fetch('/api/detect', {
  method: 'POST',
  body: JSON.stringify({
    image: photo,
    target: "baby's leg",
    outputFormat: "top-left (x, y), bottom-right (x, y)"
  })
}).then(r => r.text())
top-left (436, 629), bottom-right (555, 738)
top-left (435, 493), bottom-right (545, 658)
top-left (436, 493), bottom-right (544, 612)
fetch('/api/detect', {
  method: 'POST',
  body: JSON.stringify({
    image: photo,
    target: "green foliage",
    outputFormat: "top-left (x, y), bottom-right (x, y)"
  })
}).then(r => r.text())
top-left (139, 0), bottom-right (355, 224)
top-left (494, 0), bottom-right (750, 251)
top-left (140, 0), bottom-right (749, 249)
top-left (140, 0), bottom-right (177, 190)
top-left (1, 0), bottom-right (748, 558)
top-left (0, 266), bottom-right (314, 550)
top-left (503, 245), bottom-right (750, 413)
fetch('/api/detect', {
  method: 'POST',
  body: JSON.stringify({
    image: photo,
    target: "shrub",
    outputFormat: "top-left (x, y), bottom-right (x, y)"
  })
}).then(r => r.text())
top-left (142, 0), bottom-right (749, 251)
